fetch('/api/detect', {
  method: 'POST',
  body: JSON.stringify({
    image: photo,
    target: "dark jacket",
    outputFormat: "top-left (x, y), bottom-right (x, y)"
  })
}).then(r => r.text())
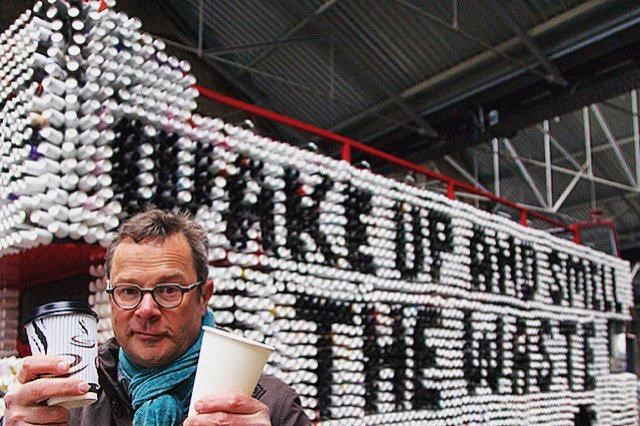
top-left (67, 338), bottom-right (311, 426)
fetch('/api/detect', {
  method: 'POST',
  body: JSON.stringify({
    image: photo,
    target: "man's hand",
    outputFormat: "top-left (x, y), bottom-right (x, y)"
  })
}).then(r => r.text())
top-left (3, 355), bottom-right (90, 425)
top-left (184, 393), bottom-right (271, 426)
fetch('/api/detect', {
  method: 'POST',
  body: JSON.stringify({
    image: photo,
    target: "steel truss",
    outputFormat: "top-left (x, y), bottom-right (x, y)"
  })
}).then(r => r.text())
top-left (447, 90), bottom-right (640, 241)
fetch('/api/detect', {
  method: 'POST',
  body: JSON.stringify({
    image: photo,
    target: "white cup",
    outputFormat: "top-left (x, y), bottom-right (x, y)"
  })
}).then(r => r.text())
top-left (189, 326), bottom-right (274, 415)
top-left (24, 301), bottom-right (99, 409)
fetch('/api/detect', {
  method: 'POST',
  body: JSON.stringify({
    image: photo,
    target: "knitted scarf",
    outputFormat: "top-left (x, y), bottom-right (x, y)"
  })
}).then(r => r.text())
top-left (119, 309), bottom-right (215, 426)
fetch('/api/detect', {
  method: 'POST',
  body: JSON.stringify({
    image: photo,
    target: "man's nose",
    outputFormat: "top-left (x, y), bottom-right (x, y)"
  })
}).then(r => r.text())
top-left (135, 292), bottom-right (161, 318)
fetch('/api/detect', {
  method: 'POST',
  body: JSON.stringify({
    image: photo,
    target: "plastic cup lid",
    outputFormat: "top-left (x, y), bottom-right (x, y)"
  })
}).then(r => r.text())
top-left (25, 301), bottom-right (97, 325)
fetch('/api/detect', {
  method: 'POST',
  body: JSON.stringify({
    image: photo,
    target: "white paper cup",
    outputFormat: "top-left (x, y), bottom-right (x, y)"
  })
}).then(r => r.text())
top-left (189, 326), bottom-right (274, 415)
top-left (25, 301), bottom-right (99, 409)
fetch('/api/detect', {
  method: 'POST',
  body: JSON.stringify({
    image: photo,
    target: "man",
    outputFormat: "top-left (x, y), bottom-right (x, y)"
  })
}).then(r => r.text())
top-left (3, 209), bottom-right (311, 425)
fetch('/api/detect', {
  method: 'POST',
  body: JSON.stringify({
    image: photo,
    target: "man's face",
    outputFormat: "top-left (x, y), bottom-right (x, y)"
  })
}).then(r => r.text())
top-left (108, 233), bottom-right (212, 368)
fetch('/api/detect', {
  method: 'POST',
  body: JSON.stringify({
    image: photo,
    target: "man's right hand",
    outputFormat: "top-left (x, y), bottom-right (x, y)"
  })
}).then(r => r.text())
top-left (3, 355), bottom-right (90, 425)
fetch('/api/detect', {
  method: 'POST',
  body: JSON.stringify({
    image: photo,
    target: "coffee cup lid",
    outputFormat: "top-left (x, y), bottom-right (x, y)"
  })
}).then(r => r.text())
top-left (26, 301), bottom-right (98, 325)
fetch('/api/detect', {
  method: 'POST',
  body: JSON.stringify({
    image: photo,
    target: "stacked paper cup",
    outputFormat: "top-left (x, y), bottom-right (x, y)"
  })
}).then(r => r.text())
top-left (0, 6), bottom-right (54, 256)
top-left (0, 288), bottom-right (20, 357)
top-left (0, 0), bottom-right (200, 256)
top-left (88, 263), bottom-right (113, 344)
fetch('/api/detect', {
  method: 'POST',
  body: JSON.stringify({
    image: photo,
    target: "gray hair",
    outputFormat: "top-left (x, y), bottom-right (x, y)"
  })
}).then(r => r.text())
top-left (105, 209), bottom-right (209, 283)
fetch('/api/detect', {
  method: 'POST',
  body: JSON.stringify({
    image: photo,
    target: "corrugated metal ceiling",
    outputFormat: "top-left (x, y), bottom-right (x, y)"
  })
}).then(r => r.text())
top-left (173, 0), bottom-right (589, 128)
top-left (156, 0), bottom-right (640, 252)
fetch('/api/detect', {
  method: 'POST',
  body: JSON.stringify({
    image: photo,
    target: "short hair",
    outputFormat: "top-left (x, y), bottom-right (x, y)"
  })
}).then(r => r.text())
top-left (105, 209), bottom-right (209, 283)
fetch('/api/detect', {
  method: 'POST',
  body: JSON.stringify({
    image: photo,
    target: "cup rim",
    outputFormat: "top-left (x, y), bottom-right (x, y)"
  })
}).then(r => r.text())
top-left (202, 326), bottom-right (275, 352)
top-left (25, 301), bottom-right (98, 326)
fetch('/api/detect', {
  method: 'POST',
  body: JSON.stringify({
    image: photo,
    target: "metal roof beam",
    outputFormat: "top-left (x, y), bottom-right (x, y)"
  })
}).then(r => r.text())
top-left (329, 8), bottom-right (438, 137)
top-left (551, 163), bottom-right (589, 212)
top-left (536, 124), bottom-right (581, 170)
top-left (590, 104), bottom-right (637, 185)
top-left (475, 141), bottom-right (640, 194)
top-left (224, 0), bottom-right (340, 88)
top-left (144, 28), bottom-right (305, 143)
top-left (543, 120), bottom-right (553, 208)
top-left (487, 1), bottom-right (568, 86)
top-left (522, 129), bottom-right (637, 172)
top-left (492, 138), bottom-right (500, 197)
top-left (503, 151), bottom-right (639, 193)
top-left (419, 57), bottom-right (640, 160)
top-left (583, 106), bottom-right (596, 209)
top-left (632, 89), bottom-right (640, 187)
top-left (328, 0), bottom-right (609, 134)
top-left (395, 0), bottom-right (552, 82)
top-left (631, 262), bottom-right (640, 280)
top-left (187, 51), bottom-right (425, 135)
top-left (203, 54), bottom-right (331, 97)
top-left (444, 155), bottom-right (488, 191)
top-left (203, 36), bottom-right (324, 56)
top-left (152, 2), bottom-right (283, 113)
top-left (502, 138), bottom-right (548, 207)
top-left (197, 0), bottom-right (203, 56)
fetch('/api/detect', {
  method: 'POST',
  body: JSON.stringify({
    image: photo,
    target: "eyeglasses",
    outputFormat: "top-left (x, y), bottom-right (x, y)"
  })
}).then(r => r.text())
top-left (106, 281), bottom-right (204, 310)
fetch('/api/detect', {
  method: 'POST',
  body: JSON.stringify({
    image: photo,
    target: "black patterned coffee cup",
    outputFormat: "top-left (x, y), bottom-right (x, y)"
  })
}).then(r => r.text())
top-left (25, 301), bottom-right (99, 408)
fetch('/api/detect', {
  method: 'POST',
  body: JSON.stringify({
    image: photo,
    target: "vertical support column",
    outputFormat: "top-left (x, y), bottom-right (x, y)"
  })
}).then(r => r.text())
top-left (198, 0), bottom-right (204, 57)
top-left (473, 148), bottom-right (480, 208)
top-left (341, 143), bottom-right (352, 163)
top-left (329, 38), bottom-right (336, 98)
top-left (492, 138), bottom-right (500, 197)
top-left (632, 89), bottom-right (640, 188)
top-left (452, 0), bottom-right (459, 28)
top-left (543, 120), bottom-right (552, 208)
top-left (447, 181), bottom-right (455, 200)
top-left (583, 107), bottom-right (596, 209)
top-left (571, 224), bottom-right (581, 244)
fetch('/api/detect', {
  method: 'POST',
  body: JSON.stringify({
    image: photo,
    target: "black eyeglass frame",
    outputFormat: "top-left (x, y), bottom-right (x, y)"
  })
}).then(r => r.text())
top-left (105, 280), bottom-right (204, 310)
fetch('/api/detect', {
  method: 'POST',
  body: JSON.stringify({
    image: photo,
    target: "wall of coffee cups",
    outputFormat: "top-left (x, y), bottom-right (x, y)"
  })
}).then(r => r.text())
top-left (201, 128), bottom-right (635, 425)
top-left (0, 288), bottom-right (19, 358)
top-left (0, 1), bottom-right (636, 424)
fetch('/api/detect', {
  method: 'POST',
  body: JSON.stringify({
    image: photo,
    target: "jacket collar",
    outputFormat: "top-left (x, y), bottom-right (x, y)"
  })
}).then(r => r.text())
top-left (98, 338), bottom-right (135, 420)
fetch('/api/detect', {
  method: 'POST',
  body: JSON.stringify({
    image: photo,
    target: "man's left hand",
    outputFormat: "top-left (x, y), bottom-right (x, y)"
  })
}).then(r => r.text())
top-left (183, 392), bottom-right (271, 426)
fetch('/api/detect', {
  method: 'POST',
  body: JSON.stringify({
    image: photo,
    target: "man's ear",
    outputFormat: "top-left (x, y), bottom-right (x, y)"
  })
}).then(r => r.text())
top-left (201, 279), bottom-right (214, 306)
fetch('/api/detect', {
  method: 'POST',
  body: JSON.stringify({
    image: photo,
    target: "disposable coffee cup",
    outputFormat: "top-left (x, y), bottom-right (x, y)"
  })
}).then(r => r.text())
top-left (189, 326), bottom-right (274, 415)
top-left (24, 301), bottom-right (99, 409)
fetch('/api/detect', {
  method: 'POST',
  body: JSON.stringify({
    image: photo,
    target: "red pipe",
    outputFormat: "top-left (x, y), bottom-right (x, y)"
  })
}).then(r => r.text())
top-left (196, 85), bottom-right (572, 233)
top-left (570, 224), bottom-right (581, 244)
top-left (341, 144), bottom-right (352, 163)
top-left (447, 182), bottom-right (456, 200)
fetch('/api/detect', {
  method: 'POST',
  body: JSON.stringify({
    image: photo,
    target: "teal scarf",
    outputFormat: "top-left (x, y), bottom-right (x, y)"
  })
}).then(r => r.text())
top-left (119, 309), bottom-right (215, 426)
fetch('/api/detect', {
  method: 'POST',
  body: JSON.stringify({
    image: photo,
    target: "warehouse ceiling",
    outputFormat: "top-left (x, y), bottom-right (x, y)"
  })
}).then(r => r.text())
top-left (2, 1), bottom-right (640, 258)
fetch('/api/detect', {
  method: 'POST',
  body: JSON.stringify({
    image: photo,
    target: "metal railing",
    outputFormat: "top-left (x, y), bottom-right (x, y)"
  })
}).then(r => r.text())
top-left (196, 85), bottom-right (575, 237)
